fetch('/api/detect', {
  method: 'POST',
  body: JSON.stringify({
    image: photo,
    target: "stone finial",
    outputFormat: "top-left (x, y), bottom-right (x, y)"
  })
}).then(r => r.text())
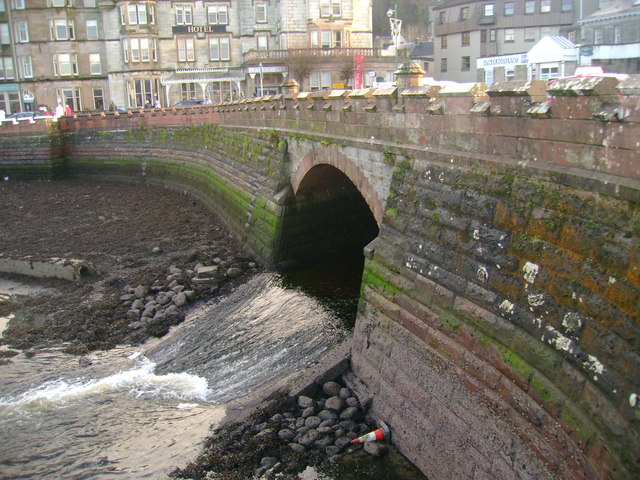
top-left (281, 79), bottom-right (300, 95)
top-left (395, 61), bottom-right (426, 90)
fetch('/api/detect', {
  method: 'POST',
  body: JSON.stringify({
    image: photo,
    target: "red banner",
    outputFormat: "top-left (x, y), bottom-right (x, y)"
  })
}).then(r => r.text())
top-left (354, 54), bottom-right (364, 89)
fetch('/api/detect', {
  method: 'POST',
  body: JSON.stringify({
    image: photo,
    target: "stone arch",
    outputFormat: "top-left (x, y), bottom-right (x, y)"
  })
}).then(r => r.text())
top-left (290, 143), bottom-right (384, 226)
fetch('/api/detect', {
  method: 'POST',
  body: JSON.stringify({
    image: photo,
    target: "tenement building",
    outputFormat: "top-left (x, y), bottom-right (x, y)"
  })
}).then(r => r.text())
top-left (0, 0), bottom-right (390, 114)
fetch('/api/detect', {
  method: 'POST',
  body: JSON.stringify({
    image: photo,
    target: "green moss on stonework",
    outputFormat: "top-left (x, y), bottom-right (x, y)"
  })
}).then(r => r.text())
top-left (361, 263), bottom-right (402, 297)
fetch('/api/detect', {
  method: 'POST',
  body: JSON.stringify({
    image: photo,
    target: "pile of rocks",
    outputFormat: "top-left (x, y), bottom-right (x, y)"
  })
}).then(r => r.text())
top-left (120, 258), bottom-right (258, 339)
top-left (252, 379), bottom-right (387, 478)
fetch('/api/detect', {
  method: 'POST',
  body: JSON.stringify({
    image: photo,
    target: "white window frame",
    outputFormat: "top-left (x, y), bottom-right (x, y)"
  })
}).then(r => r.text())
top-left (484, 3), bottom-right (494, 16)
top-left (207, 4), bottom-right (228, 25)
top-left (333, 30), bottom-right (342, 48)
top-left (504, 28), bottom-right (515, 42)
top-left (89, 53), bottom-right (101, 74)
top-left (51, 19), bottom-right (75, 41)
top-left (1, 56), bottom-right (14, 79)
top-left (128, 4), bottom-right (138, 24)
top-left (257, 34), bottom-right (268, 50)
top-left (93, 86), bottom-right (104, 110)
top-left (504, 2), bottom-right (514, 15)
top-left (0, 23), bottom-right (9, 44)
top-left (122, 38), bottom-right (129, 62)
top-left (614, 26), bottom-right (621, 44)
top-left (255, 2), bottom-right (267, 23)
top-left (20, 55), bottom-right (32, 78)
top-left (16, 21), bottom-right (29, 43)
top-left (86, 19), bottom-right (98, 40)
top-left (131, 38), bottom-right (140, 62)
top-left (51, 0), bottom-right (66, 6)
top-left (178, 37), bottom-right (195, 62)
top-left (594, 28), bottom-right (603, 45)
top-left (310, 30), bottom-right (318, 48)
top-left (0, 1), bottom-right (5, 13)
top-left (140, 38), bottom-right (150, 61)
top-left (209, 36), bottom-right (230, 61)
top-left (540, 0), bottom-right (551, 13)
top-left (332, 0), bottom-right (341, 17)
top-left (320, 0), bottom-right (330, 17)
top-left (525, 0), bottom-right (535, 14)
top-left (310, 71), bottom-right (331, 91)
top-left (176, 5), bottom-right (193, 25)
top-left (12, 0), bottom-right (25, 9)
top-left (53, 53), bottom-right (78, 76)
top-left (321, 30), bottom-right (331, 48)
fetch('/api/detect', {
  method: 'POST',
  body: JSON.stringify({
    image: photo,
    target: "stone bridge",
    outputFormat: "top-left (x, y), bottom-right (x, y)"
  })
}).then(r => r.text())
top-left (1, 74), bottom-right (639, 480)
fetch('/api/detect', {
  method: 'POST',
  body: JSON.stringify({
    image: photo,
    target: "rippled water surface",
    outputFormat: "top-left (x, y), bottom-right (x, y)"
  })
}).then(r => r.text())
top-left (0, 273), bottom-right (347, 479)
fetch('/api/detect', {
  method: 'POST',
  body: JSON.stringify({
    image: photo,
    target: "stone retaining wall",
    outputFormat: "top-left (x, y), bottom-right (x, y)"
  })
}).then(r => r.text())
top-left (1, 76), bottom-right (638, 479)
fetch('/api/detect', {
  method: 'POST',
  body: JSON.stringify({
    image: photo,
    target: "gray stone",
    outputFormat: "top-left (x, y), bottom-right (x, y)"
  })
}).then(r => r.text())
top-left (325, 445), bottom-right (341, 457)
top-left (322, 381), bottom-right (342, 397)
top-left (173, 292), bottom-right (187, 307)
top-left (337, 420), bottom-right (357, 432)
top-left (278, 429), bottom-right (295, 441)
top-left (288, 443), bottom-right (305, 453)
top-left (184, 290), bottom-right (196, 300)
top-left (260, 457), bottom-right (277, 468)
top-left (334, 436), bottom-right (351, 450)
top-left (304, 416), bottom-right (321, 428)
top-left (151, 246), bottom-right (162, 254)
top-left (271, 413), bottom-right (284, 423)
top-left (295, 418), bottom-right (305, 429)
top-left (339, 406), bottom-right (359, 420)
top-left (298, 429), bottom-right (319, 447)
top-left (131, 299), bottom-right (144, 310)
top-left (363, 442), bottom-right (388, 457)
top-left (313, 435), bottom-right (334, 449)
top-left (319, 419), bottom-right (335, 428)
top-left (172, 284), bottom-right (186, 293)
top-left (226, 267), bottom-right (242, 278)
top-left (346, 396), bottom-right (359, 408)
top-left (318, 409), bottom-right (338, 421)
top-left (156, 293), bottom-right (170, 305)
top-left (126, 309), bottom-right (141, 320)
top-left (168, 266), bottom-right (182, 275)
top-left (301, 406), bottom-right (315, 418)
top-left (298, 395), bottom-right (314, 409)
top-left (317, 426), bottom-right (333, 435)
top-left (196, 265), bottom-right (219, 278)
top-left (134, 285), bottom-right (148, 298)
top-left (120, 293), bottom-right (135, 302)
top-left (325, 396), bottom-right (344, 412)
top-left (339, 387), bottom-right (351, 399)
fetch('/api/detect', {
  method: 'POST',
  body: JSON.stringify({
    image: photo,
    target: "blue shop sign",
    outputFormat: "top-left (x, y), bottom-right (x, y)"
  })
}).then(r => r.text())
top-left (0, 83), bottom-right (19, 91)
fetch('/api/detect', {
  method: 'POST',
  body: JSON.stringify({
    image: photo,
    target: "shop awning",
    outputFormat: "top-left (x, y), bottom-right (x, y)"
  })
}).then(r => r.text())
top-left (161, 69), bottom-right (245, 85)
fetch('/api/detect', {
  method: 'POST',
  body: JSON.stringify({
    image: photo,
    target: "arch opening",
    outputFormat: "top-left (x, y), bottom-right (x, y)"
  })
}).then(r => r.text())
top-left (278, 164), bottom-right (379, 266)
top-left (275, 164), bottom-right (379, 328)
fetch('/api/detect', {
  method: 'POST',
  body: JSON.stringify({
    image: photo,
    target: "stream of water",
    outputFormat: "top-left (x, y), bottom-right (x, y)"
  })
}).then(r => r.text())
top-left (0, 273), bottom-right (348, 479)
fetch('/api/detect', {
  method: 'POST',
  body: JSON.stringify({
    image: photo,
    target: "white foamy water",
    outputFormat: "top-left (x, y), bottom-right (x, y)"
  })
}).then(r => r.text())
top-left (0, 356), bottom-right (210, 412)
top-left (0, 273), bottom-right (347, 480)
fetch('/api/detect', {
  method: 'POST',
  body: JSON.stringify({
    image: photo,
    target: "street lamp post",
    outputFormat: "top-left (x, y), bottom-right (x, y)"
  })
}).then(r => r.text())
top-left (387, 5), bottom-right (402, 79)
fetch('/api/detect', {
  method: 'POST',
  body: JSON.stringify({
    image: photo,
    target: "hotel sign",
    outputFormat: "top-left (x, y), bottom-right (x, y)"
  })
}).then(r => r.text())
top-left (172, 25), bottom-right (227, 34)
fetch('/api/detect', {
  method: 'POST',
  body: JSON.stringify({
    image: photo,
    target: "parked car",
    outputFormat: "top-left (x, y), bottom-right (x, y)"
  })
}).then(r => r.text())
top-left (7, 111), bottom-right (38, 120)
top-left (173, 100), bottom-right (204, 107)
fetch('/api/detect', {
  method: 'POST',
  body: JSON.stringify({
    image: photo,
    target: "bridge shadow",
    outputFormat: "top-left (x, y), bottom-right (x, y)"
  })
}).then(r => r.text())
top-left (275, 164), bottom-right (379, 328)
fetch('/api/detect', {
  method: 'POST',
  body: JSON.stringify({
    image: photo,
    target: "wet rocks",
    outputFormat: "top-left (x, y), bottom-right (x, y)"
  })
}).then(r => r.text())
top-left (120, 257), bottom-right (259, 340)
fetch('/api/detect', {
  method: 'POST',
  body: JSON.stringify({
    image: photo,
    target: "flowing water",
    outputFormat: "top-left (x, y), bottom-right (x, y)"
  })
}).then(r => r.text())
top-left (0, 272), bottom-right (350, 479)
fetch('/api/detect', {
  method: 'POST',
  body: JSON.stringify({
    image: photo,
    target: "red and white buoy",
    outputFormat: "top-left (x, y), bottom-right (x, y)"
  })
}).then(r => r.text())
top-left (350, 422), bottom-right (390, 445)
